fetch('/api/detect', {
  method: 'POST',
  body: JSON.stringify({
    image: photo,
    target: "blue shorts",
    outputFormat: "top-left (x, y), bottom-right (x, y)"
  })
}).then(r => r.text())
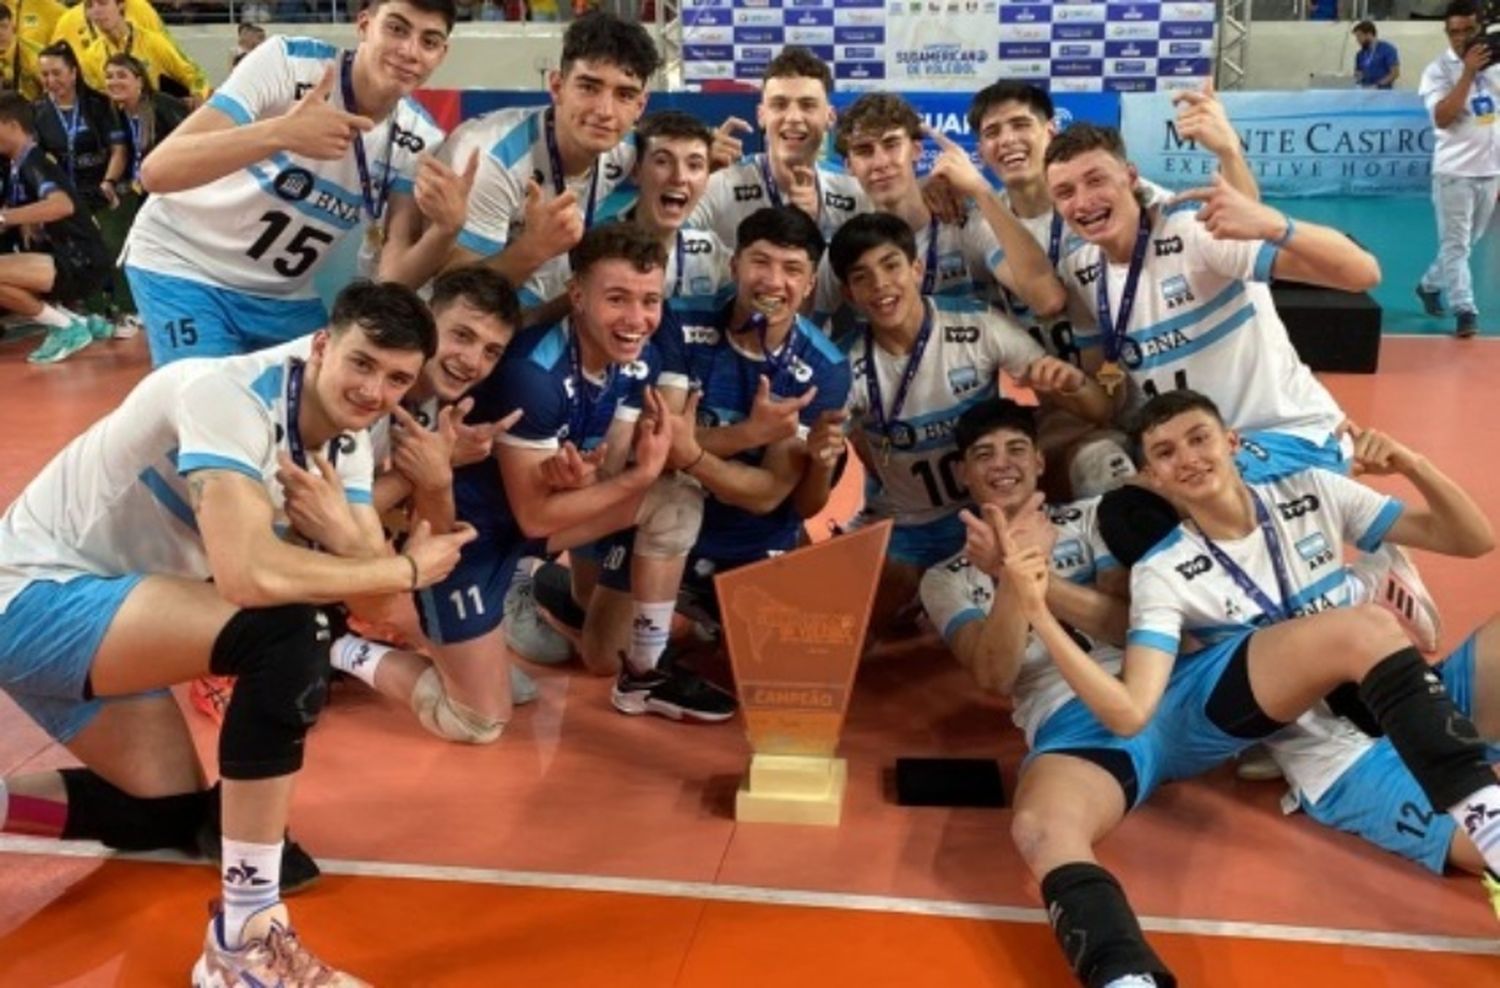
top-left (1030, 631), bottom-right (1257, 808)
top-left (1299, 632), bottom-right (1498, 874)
top-left (1235, 429), bottom-right (1346, 483)
top-left (871, 512), bottom-right (966, 570)
top-left (0, 574), bottom-right (146, 742)
top-left (126, 266), bottom-right (328, 367)
top-left (415, 531), bottom-right (525, 646)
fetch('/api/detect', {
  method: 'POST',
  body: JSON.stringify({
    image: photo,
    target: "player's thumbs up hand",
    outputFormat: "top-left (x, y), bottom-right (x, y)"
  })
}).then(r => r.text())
top-left (282, 63), bottom-right (374, 161)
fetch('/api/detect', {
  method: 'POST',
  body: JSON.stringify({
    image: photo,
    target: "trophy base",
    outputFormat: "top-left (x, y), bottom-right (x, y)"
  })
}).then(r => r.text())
top-left (735, 754), bottom-right (847, 826)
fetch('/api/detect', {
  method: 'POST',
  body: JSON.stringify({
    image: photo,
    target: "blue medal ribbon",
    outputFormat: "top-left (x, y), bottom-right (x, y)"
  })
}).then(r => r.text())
top-left (544, 107), bottom-right (600, 229)
top-left (1047, 209), bottom-right (1064, 267)
top-left (863, 299), bottom-right (934, 458)
top-left (1095, 208), bottom-right (1152, 365)
top-left (50, 98), bottom-right (82, 182)
top-left (672, 230), bottom-right (685, 298)
top-left (284, 360), bottom-right (341, 471)
top-left (919, 215), bottom-right (941, 296)
top-left (758, 153), bottom-right (818, 217)
top-left (1197, 491), bottom-right (1297, 624)
top-left (565, 322), bottom-right (615, 444)
top-left (340, 50), bottom-right (397, 226)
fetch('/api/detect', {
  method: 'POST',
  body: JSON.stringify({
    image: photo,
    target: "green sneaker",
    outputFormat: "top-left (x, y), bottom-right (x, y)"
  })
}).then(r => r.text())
top-left (28, 320), bottom-right (92, 364)
top-left (86, 314), bottom-right (113, 341)
top-left (1483, 869), bottom-right (1500, 923)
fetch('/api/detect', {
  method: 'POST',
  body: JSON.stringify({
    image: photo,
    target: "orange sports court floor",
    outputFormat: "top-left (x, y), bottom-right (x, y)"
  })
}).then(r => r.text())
top-left (1, 330), bottom-right (1497, 986)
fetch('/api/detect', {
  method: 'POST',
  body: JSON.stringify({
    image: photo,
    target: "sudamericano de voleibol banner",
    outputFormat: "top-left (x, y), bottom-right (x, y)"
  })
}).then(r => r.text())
top-left (1119, 90), bottom-right (1437, 198)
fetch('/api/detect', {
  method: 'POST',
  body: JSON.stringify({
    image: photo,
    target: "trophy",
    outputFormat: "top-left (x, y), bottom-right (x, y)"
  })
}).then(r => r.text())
top-left (715, 521), bottom-right (891, 825)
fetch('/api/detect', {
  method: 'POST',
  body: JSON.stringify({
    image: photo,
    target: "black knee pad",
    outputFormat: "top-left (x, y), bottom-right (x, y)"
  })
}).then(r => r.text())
top-left (1205, 635), bottom-right (1287, 740)
top-left (210, 605), bottom-right (336, 781)
top-left (1040, 862), bottom-right (1176, 988)
top-left (535, 560), bottom-right (586, 631)
top-left (58, 768), bottom-right (211, 852)
top-left (1358, 647), bottom-right (1493, 811)
top-left (1096, 485), bottom-right (1179, 568)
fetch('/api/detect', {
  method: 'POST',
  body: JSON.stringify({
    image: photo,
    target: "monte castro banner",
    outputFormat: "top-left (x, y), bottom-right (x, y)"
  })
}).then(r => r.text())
top-left (1120, 90), bottom-right (1437, 197)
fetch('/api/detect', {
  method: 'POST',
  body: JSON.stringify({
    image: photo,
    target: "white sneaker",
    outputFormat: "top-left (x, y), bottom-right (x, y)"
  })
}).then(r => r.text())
top-left (502, 569), bottom-right (574, 666)
top-left (192, 901), bottom-right (369, 987)
top-left (1233, 743), bottom-right (1284, 782)
top-left (1348, 545), bottom-right (1442, 653)
top-left (113, 314), bottom-right (143, 339)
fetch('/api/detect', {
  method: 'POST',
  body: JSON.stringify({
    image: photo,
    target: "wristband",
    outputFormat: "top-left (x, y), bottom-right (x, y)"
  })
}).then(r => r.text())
top-left (1271, 215), bottom-right (1296, 247)
top-left (399, 552), bottom-right (419, 591)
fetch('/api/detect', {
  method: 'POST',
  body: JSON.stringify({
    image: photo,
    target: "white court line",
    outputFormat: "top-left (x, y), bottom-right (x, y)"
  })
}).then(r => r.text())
top-left (3, 836), bottom-right (1496, 957)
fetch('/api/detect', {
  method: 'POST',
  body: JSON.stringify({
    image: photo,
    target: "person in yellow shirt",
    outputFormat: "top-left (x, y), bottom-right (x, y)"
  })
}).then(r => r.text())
top-left (0, 5), bottom-right (45, 98)
top-left (3, 0), bottom-right (65, 49)
top-left (51, 0), bottom-right (161, 53)
top-left (78, 0), bottom-right (206, 102)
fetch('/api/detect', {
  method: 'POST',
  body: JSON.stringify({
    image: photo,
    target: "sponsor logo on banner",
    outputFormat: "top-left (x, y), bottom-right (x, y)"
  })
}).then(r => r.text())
top-left (1053, 41), bottom-right (1105, 60)
top-left (1120, 89), bottom-right (1437, 196)
top-left (840, 46), bottom-right (880, 60)
top-left (1108, 59), bottom-right (1157, 76)
top-left (1162, 2), bottom-right (1215, 20)
top-left (836, 9), bottom-right (885, 26)
top-left (1053, 3), bottom-right (1106, 21)
top-left (732, 9), bottom-right (782, 26)
top-left (1109, 3), bottom-right (1161, 21)
top-left (1165, 40), bottom-right (1213, 58)
top-left (996, 59), bottom-right (1050, 78)
top-left (1052, 77), bottom-right (1105, 93)
top-left (786, 27), bottom-right (834, 44)
top-left (684, 27), bottom-right (734, 44)
top-left (1106, 22), bottom-right (1159, 40)
top-left (998, 24), bottom-right (1050, 42)
top-left (684, 61), bottom-right (735, 80)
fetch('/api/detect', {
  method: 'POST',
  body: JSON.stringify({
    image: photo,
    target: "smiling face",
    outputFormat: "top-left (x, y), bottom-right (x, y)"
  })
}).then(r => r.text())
top-left (633, 134), bottom-right (711, 232)
top-left (550, 58), bottom-right (648, 157)
top-left (104, 61), bottom-right (144, 105)
top-left (977, 99), bottom-right (1054, 189)
top-left (309, 326), bottom-right (426, 432)
top-left (731, 239), bottom-right (817, 338)
top-left (354, 1), bottom-right (450, 100)
top-left (840, 240), bottom-right (924, 335)
top-left (842, 126), bottom-right (920, 209)
top-left (569, 258), bottom-right (665, 367)
top-left (38, 54), bottom-right (78, 101)
top-left (424, 298), bottom-right (512, 402)
top-left (961, 426), bottom-right (1043, 515)
top-left (758, 75), bottom-right (834, 166)
top-left (1046, 147), bottom-right (1140, 250)
top-left (1140, 408), bottom-right (1240, 507)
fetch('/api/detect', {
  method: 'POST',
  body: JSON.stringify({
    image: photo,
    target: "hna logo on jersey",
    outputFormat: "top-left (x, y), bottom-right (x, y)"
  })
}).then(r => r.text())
top-left (620, 359), bottom-right (650, 380)
top-left (1160, 274), bottom-right (1195, 310)
top-left (273, 167), bottom-right (316, 202)
top-left (1276, 494), bottom-right (1320, 520)
top-left (948, 364), bottom-right (980, 396)
top-left (1295, 532), bottom-right (1335, 570)
top-left (733, 184), bottom-right (764, 203)
top-left (1175, 554), bottom-right (1212, 580)
top-left (685, 326), bottom-right (721, 346)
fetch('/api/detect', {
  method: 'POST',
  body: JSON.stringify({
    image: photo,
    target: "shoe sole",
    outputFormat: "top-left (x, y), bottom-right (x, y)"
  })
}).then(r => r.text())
top-left (611, 688), bottom-right (735, 724)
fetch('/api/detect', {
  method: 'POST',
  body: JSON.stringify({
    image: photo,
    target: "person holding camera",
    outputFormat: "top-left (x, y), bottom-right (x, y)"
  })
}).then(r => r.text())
top-left (1416, 0), bottom-right (1500, 338)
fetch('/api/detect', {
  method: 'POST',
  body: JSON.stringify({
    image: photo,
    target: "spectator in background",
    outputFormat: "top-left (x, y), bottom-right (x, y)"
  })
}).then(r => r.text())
top-left (51, 0), bottom-right (164, 54)
top-left (230, 22), bottom-right (264, 70)
top-left (79, 0), bottom-right (209, 105)
top-left (1307, 0), bottom-right (1339, 20)
top-left (0, 5), bottom-right (44, 99)
top-left (3, 0), bottom-right (65, 50)
top-left (1416, 0), bottom-right (1499, 338)
top-left (1353, 21), bottom-right (1400, 90)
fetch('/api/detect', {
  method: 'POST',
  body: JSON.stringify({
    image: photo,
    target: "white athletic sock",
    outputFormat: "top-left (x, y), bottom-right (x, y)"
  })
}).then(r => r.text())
top-left (34, 305), bottom-right (71, 329)
top-left (1103, 977), bottom-right (1156, 988)
top-left (1451, 784), bottom-right (1500, 873)
top-left (329, 634), bottom-right (392, 688)
top-left (220, 837), bottom-right (281, 948)
top-left (626, 601), bottom-right (675, 675)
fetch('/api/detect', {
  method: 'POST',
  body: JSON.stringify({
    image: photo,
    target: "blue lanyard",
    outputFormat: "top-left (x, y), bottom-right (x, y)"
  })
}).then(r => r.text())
top-left (565, 322), bottom-right (614, 444)
top-left (863, 299), bottom-right (934, 445)
top-left (50, 98), bottom-right (82, 180)
top-left (1198, 491), bottom-right (1296, 624)
top-left (340, 50), bottom-right (396, 224)
top-left (126, 115), bottom-right (143, 182)
top-left (671, 231), bottom-right (684, 298)
top-left (919, 215), bottom-right (941, 295)
top-left (284, 360), bottom-right (340, 471)
top-left (1047, 209), bottom-right (1064, 267)
top-left (544, 108), bottom-right (600, 229)
top-left (1095, 208), bottom-right (1152, 364)
top-left (741, 308), bottom-right (798, 388)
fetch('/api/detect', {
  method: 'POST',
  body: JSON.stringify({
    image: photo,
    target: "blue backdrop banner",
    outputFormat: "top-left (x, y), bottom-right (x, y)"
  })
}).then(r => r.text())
top-left (1120, 89), bottom-right (1437, 197)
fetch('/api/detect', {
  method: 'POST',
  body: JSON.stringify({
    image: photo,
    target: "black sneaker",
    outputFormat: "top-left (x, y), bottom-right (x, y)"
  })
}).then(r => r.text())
top-left (611, 653), bottom-right (737, 723)
top-left (1416, 284), bottom-right (1446, 317)
top-left (1457, 311), bottom-right (1479, 338)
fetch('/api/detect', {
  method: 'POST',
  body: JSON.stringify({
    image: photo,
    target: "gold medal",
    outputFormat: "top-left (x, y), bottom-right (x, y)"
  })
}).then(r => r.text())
top-left (879, 435), bottom-right (891, 466)
top-left (365, 224), bottom-right (386, 251)
top-left (1096, 361), bottom-right (1126, 397)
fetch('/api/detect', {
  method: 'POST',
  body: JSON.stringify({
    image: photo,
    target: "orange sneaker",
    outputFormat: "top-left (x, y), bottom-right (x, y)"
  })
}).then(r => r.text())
top-left (190, 676), bottom-right (236, 725)
top-left (192, 901), bottom-right (369, 987)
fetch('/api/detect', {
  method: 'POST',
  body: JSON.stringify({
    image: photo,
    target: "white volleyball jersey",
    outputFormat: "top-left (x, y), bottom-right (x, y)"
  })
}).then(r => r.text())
top-left (840, 296), bottom-right (1042, 527)
top-left (813, 206), bottom-right (1006, 326)
top-left (690, 152), bottom-right (870, 246)
top-left (442, 105), bottom-right (638, 305)
top-left (1058, 202), bottom-right (1344, 444)
top-left (921, 497), bottom-right (1124, 744)
top-left (0, 349), bottom-right (376, 611)
top-left (1128, 468), bottom-right (1403, 657)
top-left (123, 37), bottom-right (443, 299)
